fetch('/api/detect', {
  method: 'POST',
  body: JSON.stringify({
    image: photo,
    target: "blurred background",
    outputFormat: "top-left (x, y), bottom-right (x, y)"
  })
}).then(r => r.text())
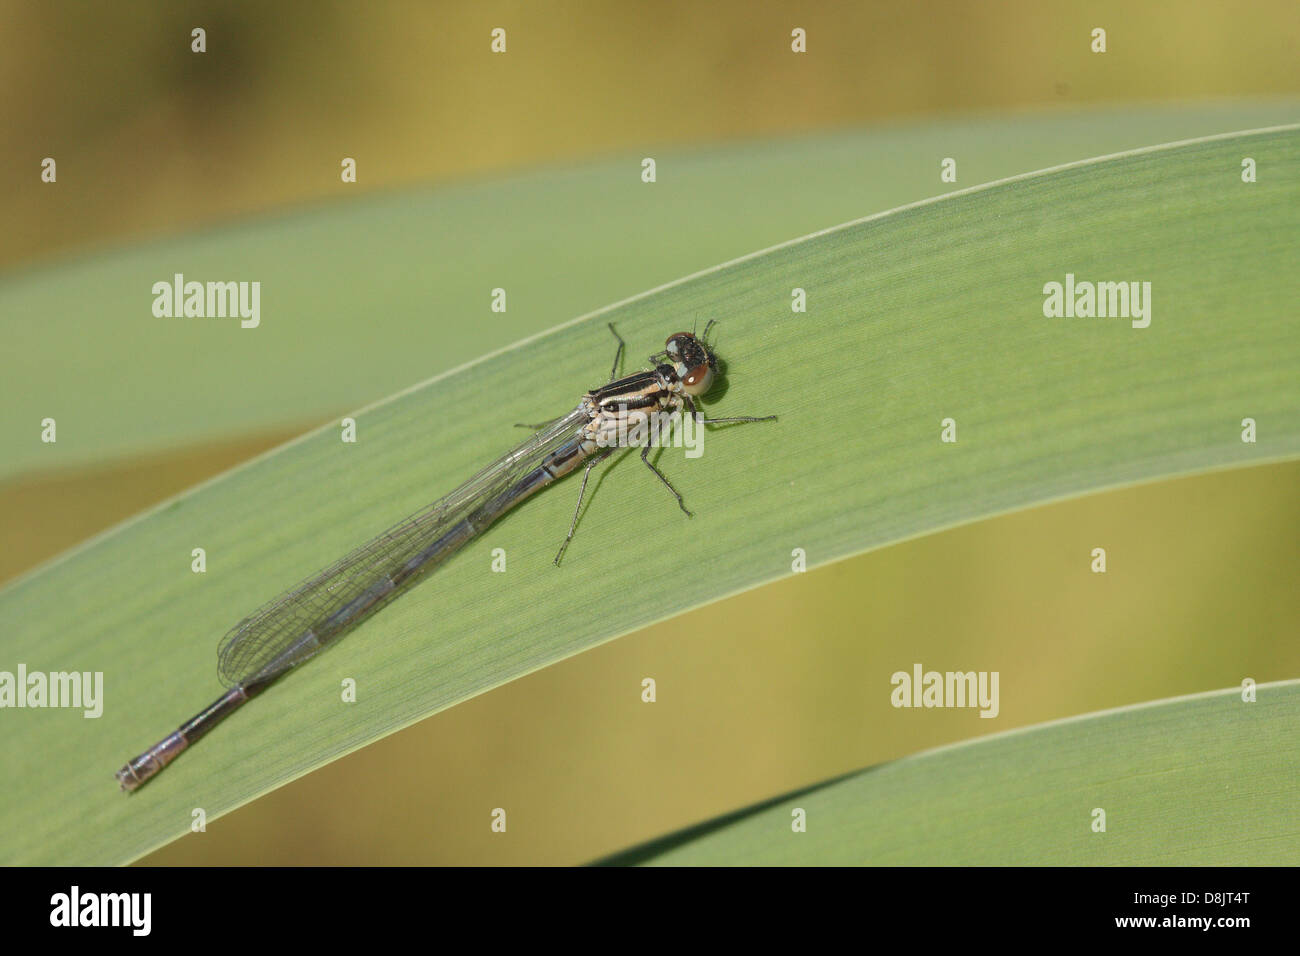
top-left (1, 0), bottom-right (1297, 864)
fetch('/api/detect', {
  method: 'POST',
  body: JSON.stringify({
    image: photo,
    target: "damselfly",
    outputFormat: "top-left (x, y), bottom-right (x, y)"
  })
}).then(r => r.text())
top-left (116, 322), bottom-right (775, 791)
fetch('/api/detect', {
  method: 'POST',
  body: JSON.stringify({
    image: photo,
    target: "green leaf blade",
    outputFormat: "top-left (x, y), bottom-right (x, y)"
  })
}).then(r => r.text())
top-left (2, 126), bottom-right (1297, 864)
top-left (609, 682), bottom-right (1300, 866)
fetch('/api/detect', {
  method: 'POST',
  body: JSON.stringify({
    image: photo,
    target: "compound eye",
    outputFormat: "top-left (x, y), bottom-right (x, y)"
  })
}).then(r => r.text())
top-left (665, 332), bottom-right (692, 355)
top-left (681, 363), bottom-right (715, 396)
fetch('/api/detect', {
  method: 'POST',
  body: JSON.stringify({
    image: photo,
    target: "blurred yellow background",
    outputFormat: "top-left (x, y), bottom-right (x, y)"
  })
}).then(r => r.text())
top-left (6, 0), bottom-right (1298, 268)
top-left (2, 1), bottom-right (1296, 864)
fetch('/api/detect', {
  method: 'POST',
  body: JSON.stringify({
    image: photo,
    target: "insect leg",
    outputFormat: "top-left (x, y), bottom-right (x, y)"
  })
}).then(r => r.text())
top-left (554, 450), bottom-right (614, 565)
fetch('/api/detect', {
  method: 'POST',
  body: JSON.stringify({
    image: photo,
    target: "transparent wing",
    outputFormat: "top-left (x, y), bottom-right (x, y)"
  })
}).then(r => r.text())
top-left (216, 409), bottom-right (587, 686)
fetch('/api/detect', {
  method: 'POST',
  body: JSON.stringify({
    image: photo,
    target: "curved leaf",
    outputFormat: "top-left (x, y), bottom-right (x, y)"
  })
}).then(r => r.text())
top-left (3, 102), bottom-right (1297, 479)
top-left (1, 125), bottom-right (1296, 864)
top-left (602, 681), bottom-right (1300, 865)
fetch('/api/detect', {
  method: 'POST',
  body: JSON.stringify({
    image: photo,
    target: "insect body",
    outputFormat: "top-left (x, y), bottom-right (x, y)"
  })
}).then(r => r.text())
top-left (116, 322), bottom-right (774, 791)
